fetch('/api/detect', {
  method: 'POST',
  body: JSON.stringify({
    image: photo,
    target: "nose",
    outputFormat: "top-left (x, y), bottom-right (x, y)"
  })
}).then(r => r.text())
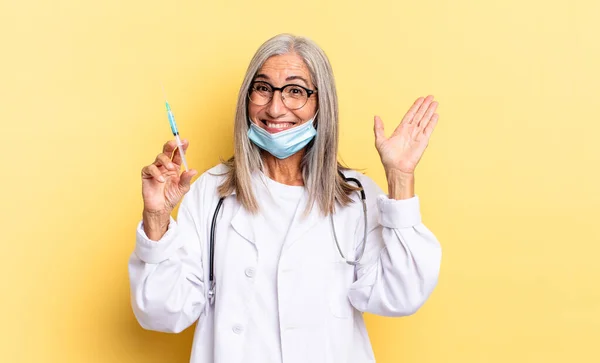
top-left (265, 90), bottom-right (287, 118)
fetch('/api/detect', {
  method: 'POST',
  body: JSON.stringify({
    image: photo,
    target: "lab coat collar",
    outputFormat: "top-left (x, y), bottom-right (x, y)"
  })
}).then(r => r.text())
top-left (225, 178), bottom-right (256, 247)
top-left (230, 201), bottom-right (257, 247)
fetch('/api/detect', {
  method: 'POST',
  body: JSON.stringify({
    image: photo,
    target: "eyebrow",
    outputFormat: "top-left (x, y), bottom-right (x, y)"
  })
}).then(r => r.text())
top-left (254, 73), bottom-right (310, 87)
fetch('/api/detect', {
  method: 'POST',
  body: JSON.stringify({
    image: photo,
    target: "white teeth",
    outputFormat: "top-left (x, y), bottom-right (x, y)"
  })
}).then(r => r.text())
top-left (267, 122), bottom-right (293, 129)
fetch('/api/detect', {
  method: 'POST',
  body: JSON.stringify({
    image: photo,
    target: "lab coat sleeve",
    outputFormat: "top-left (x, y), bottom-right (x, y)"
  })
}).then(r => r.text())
top-left (128, 179), bottom-right (207, 333)
top-left (347, 177), bottom-right (442, 317)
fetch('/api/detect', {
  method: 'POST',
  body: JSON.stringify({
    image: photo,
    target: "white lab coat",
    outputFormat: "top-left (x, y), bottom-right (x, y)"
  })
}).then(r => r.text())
top-left (128, 164), bottom-right (442, 363)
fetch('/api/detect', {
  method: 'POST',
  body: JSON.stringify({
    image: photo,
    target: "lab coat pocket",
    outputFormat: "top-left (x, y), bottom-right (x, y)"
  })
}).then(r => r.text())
top-left (329, 261), bottom-right (354, 319)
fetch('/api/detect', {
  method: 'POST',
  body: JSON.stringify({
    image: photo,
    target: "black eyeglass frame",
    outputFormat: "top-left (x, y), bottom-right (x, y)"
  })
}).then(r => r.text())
top-left (248, 80), bottom-right (317, 110)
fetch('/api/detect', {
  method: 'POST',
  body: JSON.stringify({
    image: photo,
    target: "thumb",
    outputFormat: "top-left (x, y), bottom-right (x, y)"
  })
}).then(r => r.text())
top-left (178, 169), bottom-right (198, 192)
top-left (374, 115), bottom-right (386, 145)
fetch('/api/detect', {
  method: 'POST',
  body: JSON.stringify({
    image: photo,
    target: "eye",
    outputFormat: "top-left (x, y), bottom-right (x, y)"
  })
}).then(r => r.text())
top-left (253, 82), bottom-right (272, 93)
top-left (285, 85), bottom-right (306, 98)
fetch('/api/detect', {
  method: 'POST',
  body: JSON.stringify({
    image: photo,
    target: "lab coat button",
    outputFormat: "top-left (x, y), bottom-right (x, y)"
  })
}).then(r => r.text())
top-left (232, 324), bottom-right (244, 334)
top-left (245, 267), bottom-right (255, 278)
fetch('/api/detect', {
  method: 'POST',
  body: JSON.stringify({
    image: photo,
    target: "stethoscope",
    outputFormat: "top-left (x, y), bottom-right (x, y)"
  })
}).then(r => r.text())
top-left (207, 173), bottom-right (368, 305)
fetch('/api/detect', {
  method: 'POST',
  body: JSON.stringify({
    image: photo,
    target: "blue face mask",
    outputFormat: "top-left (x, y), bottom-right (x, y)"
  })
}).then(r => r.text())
top-left (247, 113), bottom-right (318, 159)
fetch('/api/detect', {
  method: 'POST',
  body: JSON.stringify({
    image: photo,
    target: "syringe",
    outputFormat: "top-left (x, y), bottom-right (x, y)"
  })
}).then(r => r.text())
top-left (162, 85), bottom-right (189, 171)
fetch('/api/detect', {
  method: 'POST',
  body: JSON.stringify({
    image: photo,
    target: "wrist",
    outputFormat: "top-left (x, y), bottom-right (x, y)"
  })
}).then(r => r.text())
top-left (142, 209), bottom-right (171, 240)
top-left (385, 168), bottom-right (415, 200)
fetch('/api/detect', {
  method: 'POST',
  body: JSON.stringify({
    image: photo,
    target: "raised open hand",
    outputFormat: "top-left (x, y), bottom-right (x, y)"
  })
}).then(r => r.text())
top-left (374, 95), bottom-right (439, 176)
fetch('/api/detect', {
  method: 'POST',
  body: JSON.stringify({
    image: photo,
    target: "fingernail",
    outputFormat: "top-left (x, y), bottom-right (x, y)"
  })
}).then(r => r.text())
top-left (169, 163), bottom-right (175, 169)
top-left (159, 176), bottom-right (165, 182)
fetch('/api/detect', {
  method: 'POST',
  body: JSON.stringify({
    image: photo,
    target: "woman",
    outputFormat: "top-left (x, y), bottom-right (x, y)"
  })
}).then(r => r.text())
top-left (129, 33), bottom-right (442, 363)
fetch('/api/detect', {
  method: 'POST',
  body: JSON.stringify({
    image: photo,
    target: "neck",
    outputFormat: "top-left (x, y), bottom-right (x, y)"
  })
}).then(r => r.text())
top-left (261, 149), bottom-right (305, 186)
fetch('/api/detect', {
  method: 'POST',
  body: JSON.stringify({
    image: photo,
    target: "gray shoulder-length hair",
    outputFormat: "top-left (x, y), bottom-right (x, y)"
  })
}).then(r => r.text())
top-left (217, 33), bottom-right (359, 215)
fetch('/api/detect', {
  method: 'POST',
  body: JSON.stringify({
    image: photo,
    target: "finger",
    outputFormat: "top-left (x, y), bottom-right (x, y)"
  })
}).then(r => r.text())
top-left (155, 153), bottom-right (176, 170)
top-left (178, 169), bottom-right (198, 192)
top-left (424, 114), bottom-right (439, 138)
top-left (162, 140), bottom-right (179, 157)
top-left (181, 139), bottom-right (190, 151)
top-left (412, 95), bottom-right (435, 126)
top-left (142, 164), bottom-right (166, 182)
top-left (373, 116), bottom-right (386, 145)
top-left (393, 96), bottom-right (425, 136)
top-left (172, 139), bottom-right (189, 166)
top-left (415, 101), bottom-right (438, 135)
top-left (399, 97), bottom-right (425, 126)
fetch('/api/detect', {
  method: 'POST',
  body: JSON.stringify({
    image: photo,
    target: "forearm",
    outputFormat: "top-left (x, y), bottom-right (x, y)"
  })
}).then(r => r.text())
top-left (132, 203), bottom-right (206, 333)
top-left (385, 169), bottom-right (415, 200)
top-left (348, 194), bottom-right (441, 317)
top-left (349, 225), bottom-right (442, 316)
top-left (129, 246), bottom-right (206, 333)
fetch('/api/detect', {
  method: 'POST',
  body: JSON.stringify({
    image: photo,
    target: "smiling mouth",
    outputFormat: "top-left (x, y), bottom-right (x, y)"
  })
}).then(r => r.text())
top-left (261, 120), bottom-right (296, 132)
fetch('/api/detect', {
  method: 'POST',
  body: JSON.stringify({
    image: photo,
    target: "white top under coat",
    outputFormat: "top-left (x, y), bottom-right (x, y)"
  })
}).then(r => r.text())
top-left (244, 172), bottom-right (303, 362)
top-left (128, 164), bottom-right (442, 363)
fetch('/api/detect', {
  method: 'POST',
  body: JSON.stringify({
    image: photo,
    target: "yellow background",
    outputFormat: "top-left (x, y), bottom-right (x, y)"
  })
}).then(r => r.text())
top-left (2, 0), bottom-right (599, 362)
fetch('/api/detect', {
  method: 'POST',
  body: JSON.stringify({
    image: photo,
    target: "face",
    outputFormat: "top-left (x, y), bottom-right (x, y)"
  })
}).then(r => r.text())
top-left (248, 52), bottom-right (318, 134)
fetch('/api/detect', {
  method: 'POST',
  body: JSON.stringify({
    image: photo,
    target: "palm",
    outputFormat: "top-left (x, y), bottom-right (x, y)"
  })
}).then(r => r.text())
top-left (142, 172), bottom-right (186, 212)
top-left (374, 95), bottom-right (439, 174)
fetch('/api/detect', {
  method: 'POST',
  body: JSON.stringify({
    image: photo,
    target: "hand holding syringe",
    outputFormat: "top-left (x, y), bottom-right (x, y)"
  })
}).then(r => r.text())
top-left (139, 86), bottom-right (197, 240)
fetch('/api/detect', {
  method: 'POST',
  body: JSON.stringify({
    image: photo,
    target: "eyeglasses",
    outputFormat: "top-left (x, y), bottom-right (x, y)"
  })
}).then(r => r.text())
top-left (248, 81), bottom-right (317, 110)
